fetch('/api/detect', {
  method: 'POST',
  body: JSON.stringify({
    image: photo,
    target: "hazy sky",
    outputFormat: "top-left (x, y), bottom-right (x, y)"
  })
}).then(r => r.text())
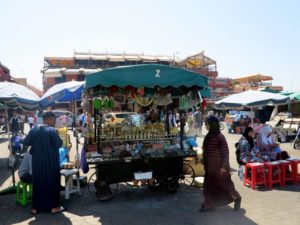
top-left (1, 0), bottom-right (299, 91)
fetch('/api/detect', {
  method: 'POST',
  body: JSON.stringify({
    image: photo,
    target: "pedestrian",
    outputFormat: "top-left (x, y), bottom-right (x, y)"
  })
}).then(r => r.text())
top-left (22, 111), bottom-right (64, 215)
top-left (179, 110), bottom-right (187, 149)
top-left (194, 108), bottom-right (203, 137)
top-left (257, 125), bottom-right (289, 160)
top-left (19, 113), bottom-right (25, 134)
top-left (186, 108), bottom-right (194, 130)
top-left (18, 152), bottom-right (32, 183)
top-left (168, 110), bottom-right (177, 128)
top-left (10, 112), bottom-right (20, 136)
top-left (60, 113), bottom-right (68, 127)
top-left (201, 116), bottom-right (241, 212)
top-left (34, 110), bottom-right (43, 126)
top-left (27, 114), bottom-right (34, 129)
top-left (149, 109), bottom-right (159, 123)
top-left (79, 109), bottom-right (87, 128)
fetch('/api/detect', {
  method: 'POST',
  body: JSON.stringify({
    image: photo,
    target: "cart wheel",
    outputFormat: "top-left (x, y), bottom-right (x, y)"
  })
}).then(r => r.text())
top-left (166, 177), bottom-right (179, 193)
top-left (293, 137), bottom-right (300, 149)
top-left (147, 178), bottom-right (160, 191)
top-left (87, 171), bottom-right (97, 195)
top-left (90, 168), bottom-right (119, 201)
top-left (179, 163), bottom-right (195, 188)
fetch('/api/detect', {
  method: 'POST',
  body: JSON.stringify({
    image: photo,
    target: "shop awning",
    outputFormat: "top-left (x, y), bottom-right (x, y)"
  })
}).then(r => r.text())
top-left (84, 64), bottom-right (209, 90)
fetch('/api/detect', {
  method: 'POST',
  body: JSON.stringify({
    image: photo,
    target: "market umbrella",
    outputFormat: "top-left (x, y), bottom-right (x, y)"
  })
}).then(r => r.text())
top-left (215, 90), bottom-right (290, 110)
top-left (0, 81), bottom-right (40, 110)
top-left (40, 80), bottom-right (84, 107)
top-left (0, 81), bottom-right (40, 195)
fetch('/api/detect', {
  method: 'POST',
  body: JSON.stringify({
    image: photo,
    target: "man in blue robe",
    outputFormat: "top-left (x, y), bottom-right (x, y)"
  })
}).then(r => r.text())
top-left (23, 111), bottom-right (64, 214)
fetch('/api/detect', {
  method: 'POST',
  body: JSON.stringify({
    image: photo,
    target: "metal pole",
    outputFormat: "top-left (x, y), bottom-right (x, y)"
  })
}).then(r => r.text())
top-left (0, 104), bottom-right (17, 195)
top-left (251, 108), bottom-right (254, 125)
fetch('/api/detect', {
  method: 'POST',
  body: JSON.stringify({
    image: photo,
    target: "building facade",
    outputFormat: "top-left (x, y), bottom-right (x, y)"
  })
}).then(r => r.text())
top-left (0, 62), bottom-right (11, 82)
top-left (12, 77), bottom-right (43, 97)
top-left (41, 52), bottom-right (174, 111)
top-left (232, 74), bottom-right (283, 93)
top-left (42, 52), bottom-right (174, 93)
top-left (177, 52), bottom-right (234, 102)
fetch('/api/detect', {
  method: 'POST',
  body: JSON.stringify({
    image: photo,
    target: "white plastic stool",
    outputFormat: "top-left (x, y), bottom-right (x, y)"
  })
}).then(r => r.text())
top-left (60, 169), bottom-right (81, 199)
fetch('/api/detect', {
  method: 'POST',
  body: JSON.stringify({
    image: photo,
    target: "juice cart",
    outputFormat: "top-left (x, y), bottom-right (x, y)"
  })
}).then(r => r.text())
top-left (82, 64), bottom-right (209, 200)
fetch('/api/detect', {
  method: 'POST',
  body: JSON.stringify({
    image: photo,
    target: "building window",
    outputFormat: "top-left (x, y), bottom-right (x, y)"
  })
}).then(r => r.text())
top-left (78, 75), bottom-right (85, 81)
top-left (55, 76), bottom-right (66, 83)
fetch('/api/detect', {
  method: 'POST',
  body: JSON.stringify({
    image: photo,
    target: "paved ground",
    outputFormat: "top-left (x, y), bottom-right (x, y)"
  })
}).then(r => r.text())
top-left (1, 124), bottom-right (300, 225)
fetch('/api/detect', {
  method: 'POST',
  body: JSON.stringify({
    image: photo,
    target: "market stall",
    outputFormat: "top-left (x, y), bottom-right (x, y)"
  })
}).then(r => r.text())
top-left (82, 64), bottom-right (209, 200)
top-left (215, 90), bottom-right (290, 134)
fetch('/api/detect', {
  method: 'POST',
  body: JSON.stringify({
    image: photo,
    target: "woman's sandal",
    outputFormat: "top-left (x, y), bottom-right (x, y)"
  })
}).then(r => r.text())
top-left (51, 206), bottom-right (66, 214)
top-left (199, 206), bottom-right (215, 213)
top-left (30, 208), bottom-right (38, 215)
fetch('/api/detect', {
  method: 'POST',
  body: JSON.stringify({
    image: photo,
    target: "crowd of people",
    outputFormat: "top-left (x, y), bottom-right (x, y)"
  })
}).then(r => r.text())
top-left (9, 107), bottom-right (298, 216)
top-left (4, 110), bottom-right (74, 136)
top-left (7, 112), bottom-right (41, 136)
top-left (198, 114), bottom-right (296, 213)
top-left (238, 125), bottom-right (290, 164)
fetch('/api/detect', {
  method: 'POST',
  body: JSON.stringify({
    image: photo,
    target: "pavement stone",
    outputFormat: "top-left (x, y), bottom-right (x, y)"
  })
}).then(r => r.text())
top-left (0, 123), bottom-right (300, 225)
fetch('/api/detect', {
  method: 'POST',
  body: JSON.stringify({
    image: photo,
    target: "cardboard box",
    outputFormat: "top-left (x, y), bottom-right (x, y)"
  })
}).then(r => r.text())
top-left (134, 171), bottom-right (153, 180)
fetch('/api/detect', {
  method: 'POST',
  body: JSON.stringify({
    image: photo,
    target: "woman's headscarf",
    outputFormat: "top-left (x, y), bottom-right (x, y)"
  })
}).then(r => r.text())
top-left (203, 116), bottom-right (220, 147)
top-left (242, 126), bottom-right (254, 149)
top-left (259, 125), bottom-right (273, 145)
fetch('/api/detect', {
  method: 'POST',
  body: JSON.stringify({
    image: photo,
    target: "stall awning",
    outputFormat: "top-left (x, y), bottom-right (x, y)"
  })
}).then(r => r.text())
top-left (84, 64), bottom-right (208, 89)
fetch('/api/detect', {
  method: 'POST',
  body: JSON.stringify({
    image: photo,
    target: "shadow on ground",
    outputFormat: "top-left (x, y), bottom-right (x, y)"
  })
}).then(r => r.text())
top-left (0, 184), bottom-right (259, 225)
top-left (66, 186), bottom-right (258, 225)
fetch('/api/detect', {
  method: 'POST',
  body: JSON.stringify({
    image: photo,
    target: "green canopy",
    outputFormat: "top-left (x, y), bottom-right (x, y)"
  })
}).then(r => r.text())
top-left (84, 64), bottom-right (208, 90)
top-left (200, 88), bottom-right (211, 98)
top-left (289, 91), bottom-right (300, 101)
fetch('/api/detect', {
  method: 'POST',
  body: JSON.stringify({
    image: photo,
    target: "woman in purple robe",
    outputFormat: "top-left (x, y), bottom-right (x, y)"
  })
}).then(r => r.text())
top-left (201, 116), bottom-right (241, 212)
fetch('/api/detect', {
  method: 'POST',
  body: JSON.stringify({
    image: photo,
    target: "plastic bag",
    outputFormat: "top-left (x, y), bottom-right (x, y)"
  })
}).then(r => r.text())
top-left (238, 166), bottom-right (244, 181)
top-left (8, 154), bottom-right (16, 168)
top-left (80, 146), bottom-right (89, 173)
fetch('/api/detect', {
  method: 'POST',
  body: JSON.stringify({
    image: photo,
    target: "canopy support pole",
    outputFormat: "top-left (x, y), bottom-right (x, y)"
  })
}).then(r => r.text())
top-left (251, 108), bottom-right (254, 125)
top-left (73, 99), bottom-right (81, 172)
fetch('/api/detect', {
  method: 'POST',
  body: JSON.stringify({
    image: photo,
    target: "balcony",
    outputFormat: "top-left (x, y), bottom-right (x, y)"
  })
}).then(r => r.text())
top-left (210, 81), bottom-right (232, 88)
top-left (190, 68), bottom-right (218, 78)
top-left (250, 82), bottom-right (272, 87)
